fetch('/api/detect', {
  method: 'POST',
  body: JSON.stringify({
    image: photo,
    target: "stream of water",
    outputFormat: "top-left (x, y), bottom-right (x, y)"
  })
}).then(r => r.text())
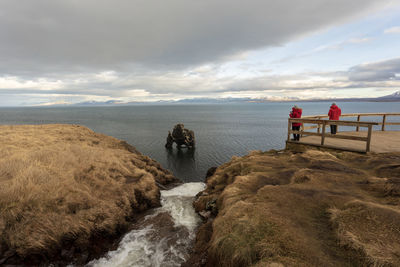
top-left (86, 183), bottom-right (205, 267)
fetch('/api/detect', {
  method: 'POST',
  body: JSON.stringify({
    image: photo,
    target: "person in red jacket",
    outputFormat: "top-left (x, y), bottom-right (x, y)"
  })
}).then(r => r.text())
top-left (328, 102), bottom-right (341, 134)
top-left (289, 105), bottom-right (302, 141)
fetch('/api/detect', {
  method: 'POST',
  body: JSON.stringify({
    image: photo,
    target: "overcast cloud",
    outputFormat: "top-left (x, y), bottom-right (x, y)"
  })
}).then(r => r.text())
top-left (0, 0), bottom-right (391, 73)
top-left (0, 0), bottom-right (399, 105)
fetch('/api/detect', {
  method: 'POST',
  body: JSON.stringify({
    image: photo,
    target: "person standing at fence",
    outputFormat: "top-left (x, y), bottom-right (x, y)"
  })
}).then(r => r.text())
top-left (328, 102), bottom-right (341, 134)
top-left (289, 105), bottom-right (302, 141)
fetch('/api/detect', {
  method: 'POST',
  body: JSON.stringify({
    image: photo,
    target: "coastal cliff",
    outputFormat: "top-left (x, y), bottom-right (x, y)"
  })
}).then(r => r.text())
top-left (188, 149), bottom-right (400, 266)
top-left (0, 124), bottom-right (179, 265)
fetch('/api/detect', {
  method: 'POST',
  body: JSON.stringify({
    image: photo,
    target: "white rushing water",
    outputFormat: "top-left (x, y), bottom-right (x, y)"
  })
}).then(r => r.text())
top-left (87, 182), bottom-right (206, 267)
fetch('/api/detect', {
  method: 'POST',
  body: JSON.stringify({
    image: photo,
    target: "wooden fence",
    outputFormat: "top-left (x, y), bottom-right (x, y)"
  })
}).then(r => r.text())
top-left (301, 113), bottom-right (400, 132)
top-left (286, 113), bottom-right (400, 152)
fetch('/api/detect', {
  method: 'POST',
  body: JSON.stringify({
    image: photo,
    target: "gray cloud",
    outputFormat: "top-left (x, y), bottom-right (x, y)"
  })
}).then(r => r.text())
top-left (0, 0), bottom-right (388, 76)
top-left (2, 57), bottom-right (400, 105)
top-left (348, 57), bottom-right (400, 81)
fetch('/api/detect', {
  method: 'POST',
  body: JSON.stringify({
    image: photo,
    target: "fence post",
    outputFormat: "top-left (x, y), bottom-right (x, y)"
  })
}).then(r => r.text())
top-left (382, 115), bottom-right (386, 131)
top-left (366, 125), bottom-right (372, 152)
top-left (356, 115), bottom-right (361, 132)
top-left (321, 120), bottom-right (326, 145)
top-left (287, 119), bottom-right (291, 142)
top-left (300, 123), bottom-right (304, 137)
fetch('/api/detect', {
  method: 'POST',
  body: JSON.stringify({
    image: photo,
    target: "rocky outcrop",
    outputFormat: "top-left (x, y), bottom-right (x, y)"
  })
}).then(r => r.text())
top-left (165, 123), bottom-right (195, 149)
top-left (0, 124), bottom-right (179, 266)
top-left (187, 149), bottom-right (400, 266)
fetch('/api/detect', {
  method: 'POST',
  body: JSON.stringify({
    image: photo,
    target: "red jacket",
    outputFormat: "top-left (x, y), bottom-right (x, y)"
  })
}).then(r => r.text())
top-left (289, 107), bottom-right (302, 127)
top-left (328, 105), bottom-right (341, 120)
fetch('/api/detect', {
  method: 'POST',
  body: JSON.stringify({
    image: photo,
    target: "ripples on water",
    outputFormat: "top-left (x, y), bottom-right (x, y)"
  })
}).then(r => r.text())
top-left (0, 102), bottom-right (398, 182)
top-left (87, 183), bottom-right (206, 267)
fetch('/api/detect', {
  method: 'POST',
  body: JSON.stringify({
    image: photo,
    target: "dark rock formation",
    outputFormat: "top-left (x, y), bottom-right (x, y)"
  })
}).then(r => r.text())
top-left (165, 124), bottom-right (195, 149)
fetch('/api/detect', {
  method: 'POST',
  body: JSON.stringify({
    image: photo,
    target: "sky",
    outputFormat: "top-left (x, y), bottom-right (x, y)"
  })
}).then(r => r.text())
top-left (0, 0), bottom-right (400, 106)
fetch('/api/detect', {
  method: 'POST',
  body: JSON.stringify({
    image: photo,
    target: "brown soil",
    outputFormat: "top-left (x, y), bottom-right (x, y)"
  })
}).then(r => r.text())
top-left (188, 149), bottom-right (400, 267)
top-left (0, 124), bottom-right (179, 266)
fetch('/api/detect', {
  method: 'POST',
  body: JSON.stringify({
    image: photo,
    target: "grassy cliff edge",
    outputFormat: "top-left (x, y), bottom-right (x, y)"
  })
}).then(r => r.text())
top-left (0, 124), bottom-right (179, 265)
top-left (188, 149), bottom-right (400, 266)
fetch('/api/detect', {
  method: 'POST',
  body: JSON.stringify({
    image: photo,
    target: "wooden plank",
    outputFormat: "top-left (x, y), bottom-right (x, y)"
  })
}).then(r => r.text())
top-left (374, 122), bottom-right (400, 126)
top-left (366, 125), bottom-right (372, 152)
top-left (286, 141), bottom-right (366, 153)
top-left (382, 114), bottom-right (386, 131)
top-left (292, 131), bottom-right (321, 137)
top-left (292, 131), bottom-right (367, 141)
top-left (303, 112), bottom-right (400, 119)
top-left (289, 118), bottom-right (327, 124)
top-left (321, 121), bottom-right (326, 145)
top-left (289, 118), bottom-right (378, 127)
top-left (327, 121), bottom-right (378, 127)
top-left (325, 133), bottom-right (367, 141)
top-left (287, 119), bottom-right (291, 142)
top-left (356, 115), bottom-right (361, 132)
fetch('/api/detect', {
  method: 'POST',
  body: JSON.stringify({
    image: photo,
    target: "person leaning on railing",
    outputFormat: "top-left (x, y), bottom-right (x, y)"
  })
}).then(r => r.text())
top-left (328, 102), bottom-right (341, 134)
top-left (289, 105), bottom-right (302, 141)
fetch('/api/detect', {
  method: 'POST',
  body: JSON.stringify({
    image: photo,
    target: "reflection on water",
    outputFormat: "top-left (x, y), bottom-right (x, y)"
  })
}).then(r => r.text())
top-left (165, 148), bottom-right (197, 180)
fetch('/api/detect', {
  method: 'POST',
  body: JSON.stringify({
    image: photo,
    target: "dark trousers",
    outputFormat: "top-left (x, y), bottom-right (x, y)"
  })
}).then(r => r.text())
top-left (292, 126), bottom-right (300, 141)
top-left (330, 125), bottom-right (337, 134)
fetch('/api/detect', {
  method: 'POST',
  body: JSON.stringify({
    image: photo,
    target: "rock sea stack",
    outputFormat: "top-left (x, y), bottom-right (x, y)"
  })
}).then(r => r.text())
top-left (165, 123), bottom-right (195, 149)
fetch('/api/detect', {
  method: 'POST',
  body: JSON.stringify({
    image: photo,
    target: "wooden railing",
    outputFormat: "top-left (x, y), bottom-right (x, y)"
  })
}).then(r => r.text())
top-left (301, 113), bottom-right (400, 132)
top-left (287, 118), bottom-right (379, 152)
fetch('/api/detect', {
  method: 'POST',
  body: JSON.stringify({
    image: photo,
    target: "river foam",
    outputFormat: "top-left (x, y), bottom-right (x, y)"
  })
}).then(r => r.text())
top-left (87, 182), bottom-right (206, 267)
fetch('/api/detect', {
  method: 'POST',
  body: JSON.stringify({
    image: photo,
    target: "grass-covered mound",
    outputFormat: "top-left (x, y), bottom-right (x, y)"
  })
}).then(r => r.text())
top-left (0, 124), bottom-right (178, 265)
top-left (190, 149), bottom-right (400, 266)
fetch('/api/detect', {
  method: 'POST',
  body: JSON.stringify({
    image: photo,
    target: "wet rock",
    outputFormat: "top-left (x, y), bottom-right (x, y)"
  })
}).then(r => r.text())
top-left (165, 124), bottom-right (195, 149)
top-left (199, 211), bottom-right (212, 220)
top-left (61, 248), bottom-right (73, 259)
top-left (78, 250), bottom-right (89, 263)
top-left (205, 199), bottom-right (218, 215)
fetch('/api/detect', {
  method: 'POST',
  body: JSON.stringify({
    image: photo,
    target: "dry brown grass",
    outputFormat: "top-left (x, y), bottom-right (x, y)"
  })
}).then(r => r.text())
top-left (0, 124), bottom-right (176, 262)
top-left (330, 200), bottom-right (400, 266)
top-left (193, 149), bottom-right (400, 266)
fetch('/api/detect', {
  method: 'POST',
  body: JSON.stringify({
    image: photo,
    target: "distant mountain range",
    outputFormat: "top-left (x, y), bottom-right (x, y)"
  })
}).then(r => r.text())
top-left (378, 90), bottom-right (400, 100)
top-left (71, 97), bottom-right (255, 106)
top-left (40, 90), bottom-right (400, 106)
top-left (285, 90), bottom-right (400, 103)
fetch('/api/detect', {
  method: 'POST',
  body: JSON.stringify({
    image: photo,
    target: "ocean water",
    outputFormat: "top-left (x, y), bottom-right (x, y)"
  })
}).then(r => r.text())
top-left (0, 102), bottom-right (398, 182)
